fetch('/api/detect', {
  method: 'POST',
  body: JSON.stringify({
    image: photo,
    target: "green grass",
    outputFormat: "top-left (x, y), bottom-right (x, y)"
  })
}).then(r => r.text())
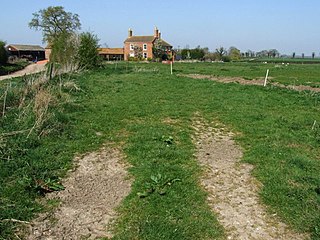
top-left (0, 61), bottom-right (30, 76)
top-left (1, 62), bottom-right (320, 239)
top-left (173, 61), bottom-right (320, 87)
top-left (248, 57), bottom-right (320, 64)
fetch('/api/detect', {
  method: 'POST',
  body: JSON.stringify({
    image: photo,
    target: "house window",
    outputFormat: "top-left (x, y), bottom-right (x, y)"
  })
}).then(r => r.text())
top-left (143, 52), bottom-right (147, 59)
top-left (130, 44), bottom-right (134, 50)
top-left (130, 52), bottom-right (135, 57)
top-left (143, 44), bottom-right (147, 50)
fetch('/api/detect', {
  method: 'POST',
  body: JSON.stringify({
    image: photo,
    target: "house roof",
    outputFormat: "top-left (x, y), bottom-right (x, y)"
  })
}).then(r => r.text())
top-left (124, 36), bottom-right (173, 47)
top-left (124, 36), bottom-right (156, 43)
top-left (7, 44), bottom-right (45, 51)
top-left (98, 48), bottom-right (124, 55)
top-left (158, 39), bottom-right (172, 47)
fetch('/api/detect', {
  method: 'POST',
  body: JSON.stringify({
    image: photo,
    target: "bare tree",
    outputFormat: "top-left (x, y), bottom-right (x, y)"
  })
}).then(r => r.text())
top-left (215, 47), bottom-right (226, 60)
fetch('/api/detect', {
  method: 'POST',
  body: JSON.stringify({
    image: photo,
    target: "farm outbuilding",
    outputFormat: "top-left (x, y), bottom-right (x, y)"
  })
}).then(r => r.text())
top-left (6, 44), bottom-right (45, 61)
top-left (98, 48), bottom-right (124, 61)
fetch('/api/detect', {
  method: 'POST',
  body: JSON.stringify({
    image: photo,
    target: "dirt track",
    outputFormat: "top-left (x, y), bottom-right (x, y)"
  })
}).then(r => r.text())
top-left (0, 62), bottom-right (46, 81)
top-left (192, 115), bottom-right (308, 240)
top-left (182, 74), bottom-right (320, 93)
top-left (27, 146), bottom-right (132, 240)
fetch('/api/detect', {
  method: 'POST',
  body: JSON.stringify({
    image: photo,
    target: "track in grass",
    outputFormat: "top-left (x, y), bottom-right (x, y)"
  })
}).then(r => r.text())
top-left (27, 145), bottom-right (131, 240)
top-left (183, 73), bottom-right (320, 92)
top-left (192, 115), bottom-right (308, 240)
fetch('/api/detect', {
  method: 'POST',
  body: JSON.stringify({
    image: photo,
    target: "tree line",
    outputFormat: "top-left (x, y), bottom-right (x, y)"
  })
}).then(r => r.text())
top-left (176, 46), bottom-right (248, 61)
top-left (175, 46), bottom-right (320, 61)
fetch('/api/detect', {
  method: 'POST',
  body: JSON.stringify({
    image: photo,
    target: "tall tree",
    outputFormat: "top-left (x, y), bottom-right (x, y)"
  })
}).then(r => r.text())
top-left (202, 47), bottom-right (209, 55)
top-left (0, 40), bottom-right (7, 65)
top-left (29, 6), bottom-right (81, 42)
top-left (247, 50), bottom-right (255, 58)
top-left (191, 48), bottom-right (205, 60)
top-left (215, 47), bottom-right (226, 60)
top-left (228, 47), bottom-right (241, 60)
top-left (153, 39), bottom-right (168, 61)
top-left (257, 50), bottom-right (268, 57)
top-left (268, 49), bottom-right (279, 58)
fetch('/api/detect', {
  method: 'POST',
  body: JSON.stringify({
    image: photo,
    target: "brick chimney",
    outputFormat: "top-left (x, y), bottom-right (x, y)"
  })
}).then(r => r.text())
top-left (128, 28), bottom-right (133, 37)
top-left (154, 27), bottom-right (159, 38)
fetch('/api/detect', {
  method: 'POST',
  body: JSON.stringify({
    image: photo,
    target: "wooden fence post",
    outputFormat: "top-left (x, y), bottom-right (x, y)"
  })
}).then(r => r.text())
top-left (264, 69), bottom-right (269, 87)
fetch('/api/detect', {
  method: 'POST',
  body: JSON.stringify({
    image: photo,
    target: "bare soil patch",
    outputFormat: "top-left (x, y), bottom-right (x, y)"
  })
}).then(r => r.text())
top-left (27, 145), bottom-right (132, 240)
top-left (183, 74), bottom-right (320, 93)
top-left (192, 115), bottom-right (308, 240)
top-left (0, 63), bottom-right (46, 81)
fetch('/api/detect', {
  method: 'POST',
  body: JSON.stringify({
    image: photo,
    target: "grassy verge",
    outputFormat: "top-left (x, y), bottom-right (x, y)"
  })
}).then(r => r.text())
top-left (0, 61), bottom-right (30, 76)
top-left (1, 62), bottom-right (319, 239)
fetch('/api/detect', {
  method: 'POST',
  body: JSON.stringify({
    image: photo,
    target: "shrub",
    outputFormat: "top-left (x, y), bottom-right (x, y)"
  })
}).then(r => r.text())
top-left (221, 56), bottom-right (231, 62)
top-left (204, 53), bottom-right (218, 62)
top-left (77, 32), bottom-right (101, 69)
top-left (181, 48), bottom-right (205, 60)
top-left (50, 32), bottom-right (79, 72)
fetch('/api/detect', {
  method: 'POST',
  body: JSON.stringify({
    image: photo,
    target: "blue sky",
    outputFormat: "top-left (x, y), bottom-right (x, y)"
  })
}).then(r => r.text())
top-left (1, 0), bottom-right (319, 55)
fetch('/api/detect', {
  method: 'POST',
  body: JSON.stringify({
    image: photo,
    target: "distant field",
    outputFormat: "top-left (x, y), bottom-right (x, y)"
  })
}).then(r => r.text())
top-left (247, 57), bottom-right (320, 64)
top-left (0, 62), bottom-right (319, 239)
top-left (172, 61), bottom-right (320, 87)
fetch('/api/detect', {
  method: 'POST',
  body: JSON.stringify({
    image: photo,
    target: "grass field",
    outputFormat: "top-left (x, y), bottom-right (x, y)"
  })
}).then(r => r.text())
top-left (0, 62), bottom-right (320, 239)
top-left (173, 61), bottom-right (320, 87)
top-left (247, 57), bottom-right (320, 64)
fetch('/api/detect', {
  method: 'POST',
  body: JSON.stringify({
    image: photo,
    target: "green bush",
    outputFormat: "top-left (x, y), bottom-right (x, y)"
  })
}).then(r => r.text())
top-left (77, 32), bottom-right (101, 69)
top-left (181, 48), bottom-right (205, 60)
top-left (221, 55), bottom-right (231, 62)
top-left (50, 32), bottom-right (78, 68)
top-left (0, 60), bottom-right (29, 76)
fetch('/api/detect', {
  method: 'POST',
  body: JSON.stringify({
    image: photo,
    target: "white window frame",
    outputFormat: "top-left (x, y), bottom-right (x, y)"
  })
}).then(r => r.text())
top-left (143, 44), bottom-right (147, 51)
top-left (130, 44), bottom-right (134, 50)
top-left (130, 52), bottom-right (134, 57)
top-left (143, 52), bottom-right (147, 59)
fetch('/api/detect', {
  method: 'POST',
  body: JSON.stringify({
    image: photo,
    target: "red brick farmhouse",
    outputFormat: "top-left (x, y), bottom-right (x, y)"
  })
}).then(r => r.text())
top-left (123, 27), bottom-right (173, 61)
